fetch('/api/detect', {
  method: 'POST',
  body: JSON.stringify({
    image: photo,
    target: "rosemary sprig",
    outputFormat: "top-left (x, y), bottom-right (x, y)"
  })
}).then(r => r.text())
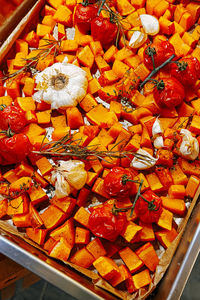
top-left (32, 133), bottom-right (155, 164)
top-left (1, 38), bottom-right (63, 81)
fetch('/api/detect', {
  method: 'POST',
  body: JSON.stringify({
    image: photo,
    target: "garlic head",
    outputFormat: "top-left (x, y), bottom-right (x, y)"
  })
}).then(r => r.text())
top-left (33, 62), bottom-right (88, 109)
top-left (129, 30), bottom-right (147, 49)
top-left (140, 14), bottom-right (160, 36)
top-left (179, 129), bottom-right (199, 161)
top-left (131, 149), bottom-right (158, 170)
top-left (51, 160), bottom-right (87, 198)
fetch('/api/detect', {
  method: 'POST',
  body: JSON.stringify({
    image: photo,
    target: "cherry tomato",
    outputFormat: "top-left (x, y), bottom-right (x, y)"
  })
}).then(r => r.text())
top-left (0, 105), bottom-right (27, 133)
top-left (134, 190), bottom-right (162, 223)
top-left (170, 57), bottom-right (200, 87)
top-left (89, 203), bottom-right (127, 241)
top-left (0, 134), bottom-right (31, 165)
top-left (91, 16), bottom-right (118, 47)
top-left (144, 41), bottom-right (175, 70)
top-left (153, 77), bottom-right (185, 108)
top-left (74, 4), bottom-right (98, 33)
top-left (104, 167), bottom-right (133, 198)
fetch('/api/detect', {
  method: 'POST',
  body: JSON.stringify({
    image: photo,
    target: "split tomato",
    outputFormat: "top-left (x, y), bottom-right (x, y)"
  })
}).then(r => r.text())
top-left (153, 77), bottom-right (185, 108)
top-left (104, 167), bottom-right (134, 199)
top-left (0, 134), bottom-right (31, 165)
top-left (135, 190), bottom-right (162, 223)
top-left (143, 41), bottom-right (175, 70)
top-left (89, 203), bottom-right (127, 241)
top-left (74, 3), bottom-right (98, 33)
top-left (0, 105), bottom-right (27, 133)
top-left (91, 16), bottom-right (118, 47)
top-left (170, 57), bottom-right (200, 87)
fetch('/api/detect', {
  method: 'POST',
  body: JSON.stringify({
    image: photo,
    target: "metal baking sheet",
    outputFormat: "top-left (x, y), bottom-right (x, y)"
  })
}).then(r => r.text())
top-left (0, 0), bottom-right (199, 299)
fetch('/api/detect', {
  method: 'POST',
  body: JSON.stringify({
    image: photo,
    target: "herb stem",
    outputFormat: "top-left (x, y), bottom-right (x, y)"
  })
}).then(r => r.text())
top-left (98, 0), bottom-right (106, 15)
top-left (130, 179), bottom-right (143, 217)
top-left (140, 54), bottom-right (175, 89)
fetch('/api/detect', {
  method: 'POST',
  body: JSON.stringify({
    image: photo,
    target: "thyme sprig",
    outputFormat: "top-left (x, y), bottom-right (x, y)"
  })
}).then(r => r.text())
top-left (1, 38), bottom-right (63, 81)
top-left (32, 133), bottom-right (155, 164)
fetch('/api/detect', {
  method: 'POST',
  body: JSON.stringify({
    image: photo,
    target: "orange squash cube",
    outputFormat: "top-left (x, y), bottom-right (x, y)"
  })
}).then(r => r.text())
top-left (70, 247), bottom-right (95, 268)
top-left (75, 227), bottom-right (90, 245)
top-left (86, 238), bottom-right (106, 259)
top-left (40, 205), bottom-right (66, 230)
top-left (93, 256), bottom-right (120, 280)
top-left (49, 237), bottom-right (72, 261)
top-left (136, 242), bottom-right (159, 272)
top-left (50, 218), bottom-right (75, 247)
top-left (119, 247), bottom-right (143, 273)
top-left (26, 228), bottom-right (47, 245)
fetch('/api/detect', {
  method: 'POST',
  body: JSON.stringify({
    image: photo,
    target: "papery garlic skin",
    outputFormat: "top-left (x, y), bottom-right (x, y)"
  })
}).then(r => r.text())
top-left (140, 14), bottom-right (160, 36)
top-left (129, 31), bottom-right (147, 49)
top-left (51, 160), bottom-right (87, 198)
top-left (33, 62), bottom-right (88, 109)
top-left (131, 149), bottom-right (158, 170)
top-left (179, 129), bottom-right (199, 160)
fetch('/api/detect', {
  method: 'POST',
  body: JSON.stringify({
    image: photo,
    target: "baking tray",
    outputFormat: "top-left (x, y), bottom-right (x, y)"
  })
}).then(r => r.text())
top-left (0, 0), bottom-right (200, 299)
top-left (0, 0), bottom-right (38, 46)
top-left (0, 202), bottom-right (199, 300)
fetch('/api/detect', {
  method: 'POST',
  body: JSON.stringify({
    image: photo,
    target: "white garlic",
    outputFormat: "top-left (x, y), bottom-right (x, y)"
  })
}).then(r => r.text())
top-left (140, 14), bottom-right (160, 36)
top-left (129, 30), bottom-right (147, 49)
top-left (33, 62), bottom-right (88, 109)
top-left (152, 118), bottom-right (163, 136)
top-left (51, 160), bottom-right (87, 198)
top-left (131, 149), bottom-right (158, 170)
top-left (179, 129), bottom-right (199, 161)
top-left (154, 136), bottom-right (164, 149)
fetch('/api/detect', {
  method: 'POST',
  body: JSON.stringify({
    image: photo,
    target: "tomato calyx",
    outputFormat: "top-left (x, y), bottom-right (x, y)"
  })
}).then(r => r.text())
top-left (153, 79), bottom-right (165, 91)
top-left (145, 46), bottom-right (156, 69)
top-left (177, 61), bottom-right (188, 71)
top-left (0, 127), bottom-right (15, 137)
top-left (139, 194), bottom-right (160, 212)
top-left (0, 104), bottom-right (6, 111)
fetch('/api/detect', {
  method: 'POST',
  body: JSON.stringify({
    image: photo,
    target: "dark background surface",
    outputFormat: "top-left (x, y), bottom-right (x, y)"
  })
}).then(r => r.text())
top-left (6, 254), bottom-right (200, 300)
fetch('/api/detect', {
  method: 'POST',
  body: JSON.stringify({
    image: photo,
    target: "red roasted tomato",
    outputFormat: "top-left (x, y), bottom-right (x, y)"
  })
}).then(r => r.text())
top-left (91, 16), bottom-right (118, 47)
top-left (144, 40), bottom-right (175, 70)
top-left (170, 56), bottom-right (200, 87)
top-left (0, 105), bottom-right (27, 133)
top-left (104, 167), bottom-right (134, 198)
top-left (89, 203), bottom-right (127, 241)
top-left (153, 77), bottom-right (185, 108)
top-left (74, 3), bottom-right (98, 33)
top-left (0, 134), bottom-right (31, 165)
top-left (134, 190), bottom-right (162, 223)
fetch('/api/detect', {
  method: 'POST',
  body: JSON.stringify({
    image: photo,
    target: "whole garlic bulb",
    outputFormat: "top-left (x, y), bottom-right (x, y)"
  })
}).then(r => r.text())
top-left (33, 62), bottom-right (88, 109)
top-left (51, 160), bottom-right (87, 198)
top-left (179, 129), bottom-right (199, 161)
top-left (131, 149), bottom-right (158, 170)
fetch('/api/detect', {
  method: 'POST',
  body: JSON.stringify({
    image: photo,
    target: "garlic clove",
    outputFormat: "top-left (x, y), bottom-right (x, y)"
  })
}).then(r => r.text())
top-left (129, 30), bottom-right (147, 49)
top-left (154, 136), bottom-right (164, 149)
top-left (131, 149), bottom-right (158, 170)
top-left (67, 170), bottom-right (87, 190)
top-left (179, 129), bottom-right (199, 160)
top-left (54, 173), bottom-right (72, 198)
top-left (152, 118), bottom-right (163, 136)
top-left (140, 14), bottom-right (160, 36)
